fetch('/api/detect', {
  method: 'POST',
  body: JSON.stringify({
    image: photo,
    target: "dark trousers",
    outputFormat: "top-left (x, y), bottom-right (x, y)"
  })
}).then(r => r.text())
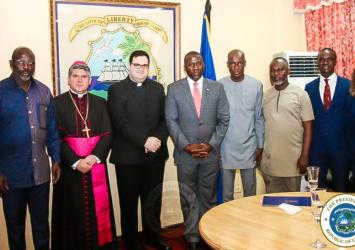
top-left (311, 151), bottom-right (348, 192)
top-left (177, 163), bottom-right (219, 243)
top-left (2, 182), bottom-right (50, 250)
top-left (115, 161), bottom-right (165, 249)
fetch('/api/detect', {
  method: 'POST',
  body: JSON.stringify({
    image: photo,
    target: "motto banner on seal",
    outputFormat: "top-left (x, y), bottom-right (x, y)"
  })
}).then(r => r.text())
top-left (50, 0), bottom-right (181, 98)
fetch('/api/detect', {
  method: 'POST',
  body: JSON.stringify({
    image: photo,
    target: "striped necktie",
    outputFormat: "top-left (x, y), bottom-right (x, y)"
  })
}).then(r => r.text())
top-left (193, 82), bottom-right (202, 117)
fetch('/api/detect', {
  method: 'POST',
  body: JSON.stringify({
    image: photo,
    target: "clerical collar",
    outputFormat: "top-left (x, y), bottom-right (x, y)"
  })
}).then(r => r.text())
top-left (69, 89), bottom-right (87, 98)
top-left (129, 76), bottom-right (146, 87)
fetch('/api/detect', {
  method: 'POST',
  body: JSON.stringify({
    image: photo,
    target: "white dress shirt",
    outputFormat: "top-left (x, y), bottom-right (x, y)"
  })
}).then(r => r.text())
top-left (319, 72), bottom-right (337, 103)
top-left (187, 76), bottom-right (203, 96)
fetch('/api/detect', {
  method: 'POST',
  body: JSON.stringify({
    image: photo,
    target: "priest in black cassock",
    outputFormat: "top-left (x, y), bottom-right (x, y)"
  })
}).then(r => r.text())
top-left (107, 50), bottom-right (170, 250)
top-left (51, 61), bottom-right (117, 250)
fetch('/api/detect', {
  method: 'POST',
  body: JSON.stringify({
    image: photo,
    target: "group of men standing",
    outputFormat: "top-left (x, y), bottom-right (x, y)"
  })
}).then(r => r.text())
top-left (0, 46), bottom-right (352, 250)
top-left (0, 48), bottom-right (171, 250)
top-left (260, 48), bottom-right (351, 194)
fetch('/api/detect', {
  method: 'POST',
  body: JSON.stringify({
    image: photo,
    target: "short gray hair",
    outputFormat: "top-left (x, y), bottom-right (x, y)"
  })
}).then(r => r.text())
top-left (68, 61), bottom-right (91, 77)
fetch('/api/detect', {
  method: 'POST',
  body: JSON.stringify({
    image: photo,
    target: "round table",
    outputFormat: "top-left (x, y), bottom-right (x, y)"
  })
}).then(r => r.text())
top-left (199, 192), bottom-right (341, 250)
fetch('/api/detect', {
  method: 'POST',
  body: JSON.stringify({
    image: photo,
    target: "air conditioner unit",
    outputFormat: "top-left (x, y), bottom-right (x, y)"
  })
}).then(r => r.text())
top-left (273, 51), bottom-right (319, 89)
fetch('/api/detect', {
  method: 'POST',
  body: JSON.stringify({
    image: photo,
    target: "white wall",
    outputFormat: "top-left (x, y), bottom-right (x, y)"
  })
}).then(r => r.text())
top-left (0, 0), bottom-right (306, 249)
top-left (0, 0), bottom-right (307, 87)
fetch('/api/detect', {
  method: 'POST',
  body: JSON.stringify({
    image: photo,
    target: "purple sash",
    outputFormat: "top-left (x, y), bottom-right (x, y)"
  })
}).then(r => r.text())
top-left (64, 136), bottom-right (112, 246)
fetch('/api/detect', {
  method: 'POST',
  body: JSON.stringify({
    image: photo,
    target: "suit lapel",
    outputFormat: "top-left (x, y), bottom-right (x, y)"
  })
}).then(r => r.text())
top-left (329, 77), bottom-right (341, 110)
top-left (200, 79), bottom-right (210, 119)
top-left (311, 78), bottom-right (326, 113)
top-left (314, 77), bottom-right (342, 112)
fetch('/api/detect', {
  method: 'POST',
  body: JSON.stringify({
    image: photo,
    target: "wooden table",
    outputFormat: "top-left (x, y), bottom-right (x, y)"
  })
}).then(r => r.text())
top-left (199, 192), bottom-right (341, 250)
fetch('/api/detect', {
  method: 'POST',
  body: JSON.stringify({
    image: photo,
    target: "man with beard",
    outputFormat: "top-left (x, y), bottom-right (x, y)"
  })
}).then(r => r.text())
top-left (260, 57), bottom-right (314, 193)
top-left (305, 48), bottom-right (351, 191)
top-left (0, 47), bottom-right (60, 250)
top-left (51, 61), bottom-right (117, 250)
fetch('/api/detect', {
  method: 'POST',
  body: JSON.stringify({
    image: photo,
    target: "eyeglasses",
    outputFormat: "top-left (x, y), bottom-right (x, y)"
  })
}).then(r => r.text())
top-left (131, 63), bottom-right (149, 70)
top-left (14, 60), bottom-right (35, 67)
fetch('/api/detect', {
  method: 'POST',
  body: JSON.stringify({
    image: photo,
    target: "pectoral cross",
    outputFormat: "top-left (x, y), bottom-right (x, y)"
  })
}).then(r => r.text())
top-left (82, 125), bottom-right (91, 138)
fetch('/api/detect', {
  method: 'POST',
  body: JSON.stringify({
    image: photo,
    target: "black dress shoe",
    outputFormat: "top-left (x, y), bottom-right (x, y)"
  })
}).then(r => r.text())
top-left (126, 242), bottom-right (144, 250)
top-left (199, 240), bottom-right (210, 250)
top-left (187, 242), bottom-right (198, 250)
top-left (145, 238), bottom-right (172, 250)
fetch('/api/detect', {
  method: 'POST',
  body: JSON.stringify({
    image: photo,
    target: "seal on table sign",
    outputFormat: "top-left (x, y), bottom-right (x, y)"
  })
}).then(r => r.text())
top-left (320, 194), bottom-right (355, 247)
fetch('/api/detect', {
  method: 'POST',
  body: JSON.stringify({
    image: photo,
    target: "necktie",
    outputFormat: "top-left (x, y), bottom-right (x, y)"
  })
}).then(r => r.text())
top-left (193, 82), bottom-right (202, 118)
top-left (323, 78), bottom-right (331, 110)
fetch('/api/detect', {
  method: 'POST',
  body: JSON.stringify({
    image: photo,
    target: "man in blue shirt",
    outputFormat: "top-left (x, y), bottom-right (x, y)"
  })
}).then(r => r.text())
top-left (0, 47), bottom-right (60, 250)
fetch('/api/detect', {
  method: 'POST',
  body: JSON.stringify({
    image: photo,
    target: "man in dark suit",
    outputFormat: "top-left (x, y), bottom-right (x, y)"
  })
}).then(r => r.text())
top-left (165, 51), bottom-right (229, 249)
top-left (107, 50), bottom-right (170, 250)
top-left (305, 48), bottom-right (350, 191)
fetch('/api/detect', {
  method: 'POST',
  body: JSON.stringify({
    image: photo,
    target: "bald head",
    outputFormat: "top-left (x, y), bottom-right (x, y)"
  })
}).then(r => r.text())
top-left (270, 57), bottom-right (289, 68)
top-left (228, 49), bottom-right (245, 61)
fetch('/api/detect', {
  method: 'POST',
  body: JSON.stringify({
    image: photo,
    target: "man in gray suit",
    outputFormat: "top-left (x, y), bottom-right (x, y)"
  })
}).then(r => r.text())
top-left (165, 51), bottom-right (229, 250)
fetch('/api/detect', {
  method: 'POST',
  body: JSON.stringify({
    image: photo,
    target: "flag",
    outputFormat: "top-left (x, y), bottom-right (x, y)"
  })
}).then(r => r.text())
top-left (200, 0), bottom-right (216, 81)
top-left (199, 0), bottom-right (223, 204)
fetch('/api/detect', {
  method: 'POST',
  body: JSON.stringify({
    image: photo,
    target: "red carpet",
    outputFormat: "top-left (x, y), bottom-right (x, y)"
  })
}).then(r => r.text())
top-left (117, 224), bottom-right (189, 250)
